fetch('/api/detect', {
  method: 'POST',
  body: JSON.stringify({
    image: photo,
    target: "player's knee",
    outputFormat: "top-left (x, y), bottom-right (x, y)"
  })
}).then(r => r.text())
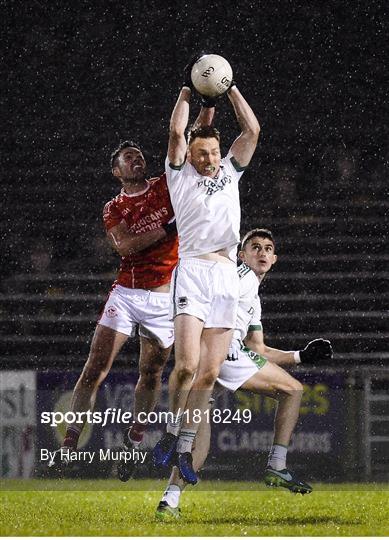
top-left (78, 369), bottom-right (102, 390)
top-left (175, 365), bottom-right (197, 385)
top-left (196, 368), bottom-right (219, 388)
top-left (297, 378), bottom-right (304, 391)
top-left (79, 358), bottom-right (110, 389)
top-left (290, 378), bottom-right (303, 394)
top-left (139, 364), bottom-right (163, 389)
top-left (282, 377), bottom-right (303, 398)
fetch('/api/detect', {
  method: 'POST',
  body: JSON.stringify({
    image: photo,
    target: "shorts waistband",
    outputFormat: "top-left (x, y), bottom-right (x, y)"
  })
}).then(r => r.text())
top-left (178, 257), bottom-right (236, 269)
top-left (114, 284), bottom-right (170, 297)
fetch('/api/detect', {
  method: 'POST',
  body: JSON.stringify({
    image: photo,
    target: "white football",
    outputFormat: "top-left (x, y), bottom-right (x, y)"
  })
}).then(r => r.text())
top-left (191, 54), bottom-right (233, 97)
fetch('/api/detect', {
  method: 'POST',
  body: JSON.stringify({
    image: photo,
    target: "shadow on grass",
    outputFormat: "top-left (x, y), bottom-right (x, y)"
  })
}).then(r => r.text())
top-left (188, 515), bottom-right (363, 526)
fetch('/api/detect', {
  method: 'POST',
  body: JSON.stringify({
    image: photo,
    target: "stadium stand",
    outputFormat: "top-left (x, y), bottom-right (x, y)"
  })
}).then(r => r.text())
top-left (2, 1), bottom-right (387, 370)
top-left (1, 172), bottom-right (388, 368)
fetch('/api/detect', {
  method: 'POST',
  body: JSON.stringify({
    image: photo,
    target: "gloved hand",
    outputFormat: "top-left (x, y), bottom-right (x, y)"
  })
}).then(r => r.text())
top-left (227, 79), bottom-right (237, 93)
top-left (299, 339), bottom-right (333, 363)
top-left (183, 52), bottom-right (207, 89)
top-left (226, 339), bottom-right (241, 361)
top-left (162, 218), bottom-right (177, 236)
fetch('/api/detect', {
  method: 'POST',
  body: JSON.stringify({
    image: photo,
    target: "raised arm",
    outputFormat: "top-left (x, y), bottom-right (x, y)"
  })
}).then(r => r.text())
top-left (228, 86), bottom-right (260, 168)
top-left (168, 51), bottom-right (217, 167)
top-left (167, 87), bottom-right (216, 168)
top-left (167, 88), bottom-right (191, 167)
top-left (191, 103), bottom-right (215, 131)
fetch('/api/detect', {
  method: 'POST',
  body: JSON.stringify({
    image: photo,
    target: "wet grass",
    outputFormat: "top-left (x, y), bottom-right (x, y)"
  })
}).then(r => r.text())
top-left (1, 480), bottom-right (388, 536)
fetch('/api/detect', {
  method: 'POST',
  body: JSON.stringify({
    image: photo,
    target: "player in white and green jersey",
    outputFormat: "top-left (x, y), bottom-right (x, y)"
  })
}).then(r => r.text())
top-left (154, 56), bottom-right (260, 487)
top-left (156, 228), bottom-right (333, 520)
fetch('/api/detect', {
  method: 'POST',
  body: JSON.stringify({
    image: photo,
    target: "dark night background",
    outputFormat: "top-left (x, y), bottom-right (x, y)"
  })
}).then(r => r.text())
top-left (1, 0), bottom-right (388, 367)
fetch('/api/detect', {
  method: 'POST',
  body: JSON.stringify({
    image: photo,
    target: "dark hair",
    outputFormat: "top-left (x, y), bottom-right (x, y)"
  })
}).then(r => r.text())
top-left (110, 140), bottom-right (141, 169)
top-left (188, 125), bottom-right (220, 146)
top-left (241, 228), bottom-right (276, 250)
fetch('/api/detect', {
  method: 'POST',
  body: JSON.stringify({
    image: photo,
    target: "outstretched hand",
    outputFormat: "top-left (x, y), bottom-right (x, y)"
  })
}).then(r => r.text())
top-left (299, 339), bottom-right (333, 362)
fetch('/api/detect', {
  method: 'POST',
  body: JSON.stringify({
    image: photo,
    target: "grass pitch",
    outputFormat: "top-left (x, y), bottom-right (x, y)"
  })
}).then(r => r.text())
top-left (1, 480), bottom-right (388, 536)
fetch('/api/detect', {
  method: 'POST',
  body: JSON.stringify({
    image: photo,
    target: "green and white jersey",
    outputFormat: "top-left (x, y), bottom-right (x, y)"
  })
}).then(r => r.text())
top-left (233, 263), bottom-right (262, 342)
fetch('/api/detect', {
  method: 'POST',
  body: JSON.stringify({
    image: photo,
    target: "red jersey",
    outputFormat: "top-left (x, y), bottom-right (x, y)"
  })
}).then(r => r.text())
top-left (103, 173), bottom-right (178, 289)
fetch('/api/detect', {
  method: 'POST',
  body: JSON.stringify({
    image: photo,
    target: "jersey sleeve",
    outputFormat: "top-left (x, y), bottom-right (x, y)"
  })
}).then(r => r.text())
top-left (248, 295), bottom-right (262, 332)
top-left (225, 151), bottom-right (246, 181)
top-left (165, 156), bottom-right (186, 184)
top-left (103, 200), bottom-right (124, 231)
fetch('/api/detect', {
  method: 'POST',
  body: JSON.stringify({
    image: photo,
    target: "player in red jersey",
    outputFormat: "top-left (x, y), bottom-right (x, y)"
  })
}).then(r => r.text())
top-left (49, 140), bottom-right (178, 478)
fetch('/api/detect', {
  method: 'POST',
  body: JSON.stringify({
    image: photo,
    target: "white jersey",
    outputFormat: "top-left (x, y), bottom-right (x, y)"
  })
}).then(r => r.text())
top-left (165, 152), bottom-right (246, 259)
top-left (218, 264), bottom-right (264, 391)
top-left (233, 263), bottom-right (262, 342)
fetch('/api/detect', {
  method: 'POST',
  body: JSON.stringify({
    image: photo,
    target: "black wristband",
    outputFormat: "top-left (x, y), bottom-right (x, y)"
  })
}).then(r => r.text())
top-left (201, 95), bottom-right (217, 108)
top-left (227, 79), bottom-right (237, 93)
top-left (162, 220), bottom-right (177, 235)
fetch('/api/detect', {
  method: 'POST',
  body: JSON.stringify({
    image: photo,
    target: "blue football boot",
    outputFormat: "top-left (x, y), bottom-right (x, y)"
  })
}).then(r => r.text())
top-left (153, 433), bottom-right (177, 467)
top-left (178, 452), bottom-right (198, 485)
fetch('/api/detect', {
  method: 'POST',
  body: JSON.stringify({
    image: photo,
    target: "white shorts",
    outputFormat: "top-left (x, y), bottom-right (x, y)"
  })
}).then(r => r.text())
top-left (170, 258), bottom-right (239, 328)
top-left (217, 339), bottom-right (267, 391)
top-left (98, 285), bottom-right (174, 349)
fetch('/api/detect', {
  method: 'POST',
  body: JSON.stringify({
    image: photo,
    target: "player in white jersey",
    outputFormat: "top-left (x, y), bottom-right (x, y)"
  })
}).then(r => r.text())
top-left (153, 56), bottom-right (260, 484)
top-left (156, 228), bottom-right (333, 520)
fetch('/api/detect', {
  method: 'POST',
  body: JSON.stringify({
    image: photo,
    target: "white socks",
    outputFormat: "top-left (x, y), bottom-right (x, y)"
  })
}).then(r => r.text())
top-left (166, 412), bottom-right (183, 437)
top-left (176, 429), bottom-right (196, 453)
top-left (267, 443), bottom-right (288, 471)
top-left (162, 484), bottom-right (181, 508)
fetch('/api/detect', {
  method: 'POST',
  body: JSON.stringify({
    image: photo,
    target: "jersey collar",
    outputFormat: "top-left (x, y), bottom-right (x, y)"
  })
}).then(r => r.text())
top-left (120, 182), bottom-right (151, 198)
